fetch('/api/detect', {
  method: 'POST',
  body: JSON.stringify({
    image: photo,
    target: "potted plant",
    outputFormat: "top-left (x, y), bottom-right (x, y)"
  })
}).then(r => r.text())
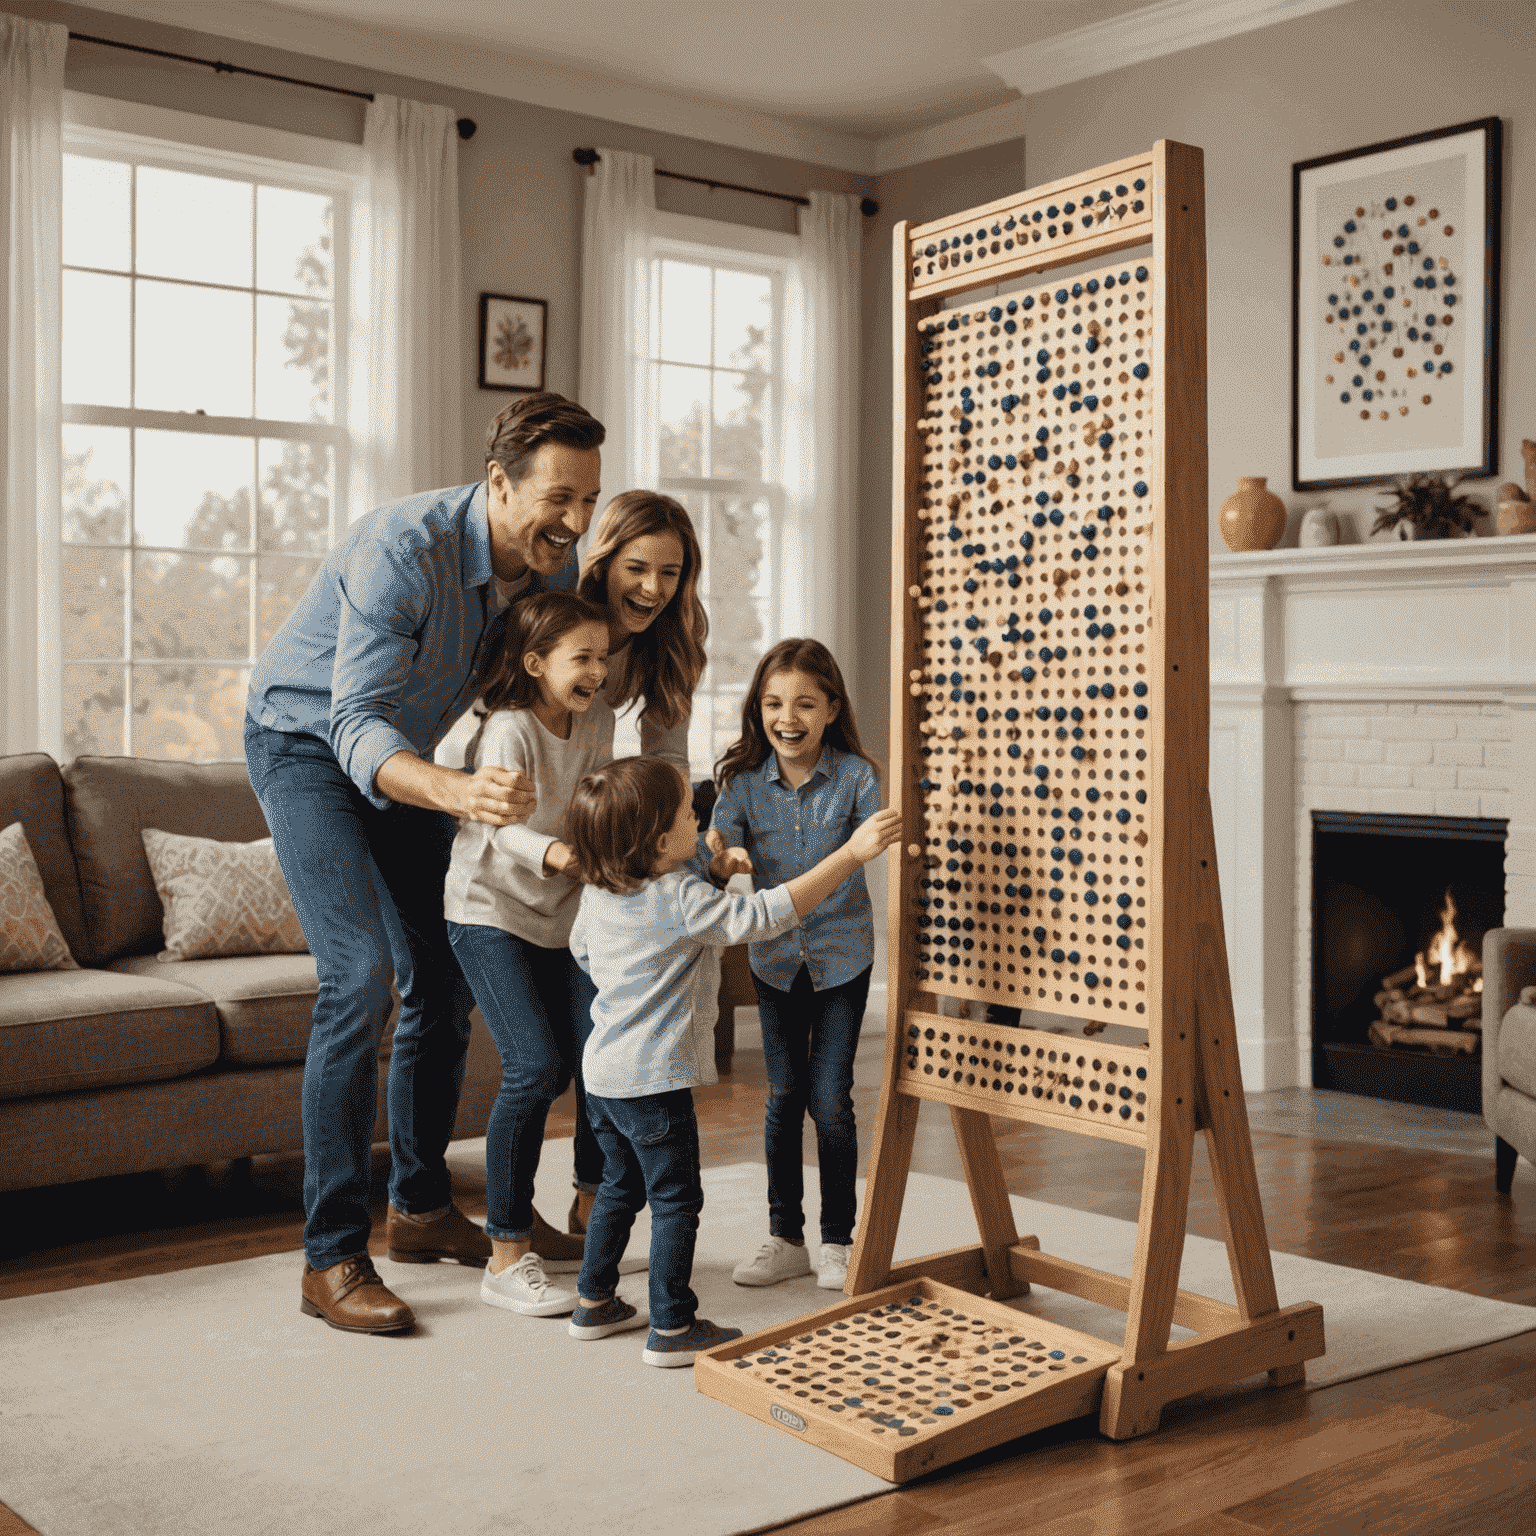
top-left (1372, 473), bottom-right (1486, 541)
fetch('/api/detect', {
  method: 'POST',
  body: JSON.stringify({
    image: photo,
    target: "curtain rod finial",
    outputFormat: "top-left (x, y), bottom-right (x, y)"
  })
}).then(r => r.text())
top-left (457, 118), bottom-right (477, 140)
top-left (573, 147), bottom-right (600, 166)
top-left (861, 197), bottom-right (880, 217)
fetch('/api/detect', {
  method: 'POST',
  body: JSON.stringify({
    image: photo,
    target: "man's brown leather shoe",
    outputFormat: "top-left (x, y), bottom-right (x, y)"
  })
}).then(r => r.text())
top-left (300, 1255), bottom-right (415, 1334)
top-left (528, 1206), bottom-right (584, 1269)
top-left (385, 1202), bottom-right (492, 1265)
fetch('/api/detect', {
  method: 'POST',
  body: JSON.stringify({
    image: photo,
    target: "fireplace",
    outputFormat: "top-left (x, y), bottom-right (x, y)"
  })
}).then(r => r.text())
top-left (1310, 810), bottom-right (1505, 1112)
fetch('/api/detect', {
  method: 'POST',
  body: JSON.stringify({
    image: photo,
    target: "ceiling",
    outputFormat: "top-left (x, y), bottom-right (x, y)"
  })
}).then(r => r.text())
top-left (245, 0), bottom-right (1148, 142)
top-left (84, 0), bottom-right (1356, 172)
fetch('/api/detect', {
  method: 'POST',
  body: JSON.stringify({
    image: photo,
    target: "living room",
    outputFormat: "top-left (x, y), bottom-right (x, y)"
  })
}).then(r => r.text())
top-left (2, 1), bottom-right (1533, 1532)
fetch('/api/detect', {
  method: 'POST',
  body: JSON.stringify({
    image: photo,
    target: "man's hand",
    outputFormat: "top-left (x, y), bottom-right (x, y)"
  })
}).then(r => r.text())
top-left (705, 827), bottom-right (753, 881)
top-left (459, 766), bottom-right (537, 826)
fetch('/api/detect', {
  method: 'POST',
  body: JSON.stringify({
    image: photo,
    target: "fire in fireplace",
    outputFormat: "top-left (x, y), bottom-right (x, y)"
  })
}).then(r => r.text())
top-left (1311, 811), bottom-right (1505, 1113)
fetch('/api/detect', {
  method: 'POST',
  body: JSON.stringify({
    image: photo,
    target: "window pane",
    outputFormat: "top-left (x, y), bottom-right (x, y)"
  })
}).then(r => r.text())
top-left (257, 186), bottom-right (333, 296)
top-left (658, 261), bottom-right (711, 364)
top-left (136, 166), bottom-right (252, 286)
top-left (711, 371), bottom-right (765, 480)
top-left (259, 440), bottom-right (332, 553)
top-left (62, 270), bottom-right (130, 407)
top-left (135, 431), bottom-right (253, 551)
top-left (61, 547), bottom-right (126, 660)
top-left (63, 156), bottom-right (130, 272)
top-left (258, 555), bottom-right (322, 650)
top-left (714, 269), bottom-right (771, 371)
top-left (135, 280), bottom-right (253, 417)
top-left (61, 664), bottom-right (125, 758)
top-left (133, 551), bottom-right (249, 661)
top-left (658, 365), bottom-right (706, 479)
top-left (133, 664), bottom-right (249, 761)
top-left (62, 425), bottom-right (129, 543)
top-left (704, 493), bottom-right (767, 604)
top-left (708, 596), bottom-right (766, 690)
top-left (256, 294), bottom-right (330, 422)
top-left (687, 709), bottom-right (713, 783)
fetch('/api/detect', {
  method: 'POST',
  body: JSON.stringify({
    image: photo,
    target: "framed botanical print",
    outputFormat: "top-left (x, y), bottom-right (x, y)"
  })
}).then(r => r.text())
top-left (1292, 118), bottom-right (1502, 491)
top-left (478, 293), bottom-right (547, 392)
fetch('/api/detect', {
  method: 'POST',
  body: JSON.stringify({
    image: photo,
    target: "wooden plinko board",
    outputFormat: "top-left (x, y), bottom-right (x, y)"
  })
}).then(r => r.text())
top-left (696, 142), bottom-right (1324, 1481)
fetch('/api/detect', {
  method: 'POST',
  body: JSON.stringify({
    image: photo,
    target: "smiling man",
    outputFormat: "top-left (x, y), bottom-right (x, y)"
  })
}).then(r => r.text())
top-left (244, 393), bottom-right (604, 1334)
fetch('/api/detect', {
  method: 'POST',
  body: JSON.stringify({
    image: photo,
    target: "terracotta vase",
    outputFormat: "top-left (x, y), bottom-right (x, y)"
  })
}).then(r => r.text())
top-left (1497, 500), bottom-right (1536, 536)
top-left (1219, 476), bottom-right (1287, 552)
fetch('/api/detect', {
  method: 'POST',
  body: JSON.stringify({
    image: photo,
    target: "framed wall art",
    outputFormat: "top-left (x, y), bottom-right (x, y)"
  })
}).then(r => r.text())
top-left (478, 293), bottom-right (547, 392)
top-left (1292, 117), bottom-right (1502, 491)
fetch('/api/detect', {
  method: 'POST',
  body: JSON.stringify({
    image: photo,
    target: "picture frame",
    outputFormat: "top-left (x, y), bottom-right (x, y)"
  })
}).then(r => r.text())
top-left (1291, 117), bottom-right (1502, 492)
top-left (478, 293), bottom-right (547, 393)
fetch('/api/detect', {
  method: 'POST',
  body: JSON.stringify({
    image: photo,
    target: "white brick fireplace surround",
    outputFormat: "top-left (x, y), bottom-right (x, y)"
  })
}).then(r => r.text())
top-left (1209, 535), bottom-right (1536, 1091)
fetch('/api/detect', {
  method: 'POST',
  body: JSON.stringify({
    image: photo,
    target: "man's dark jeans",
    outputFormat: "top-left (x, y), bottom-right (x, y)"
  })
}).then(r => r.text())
top-left (244, 719), bottom-right (474, 1271)
top-left (755, 963), bottom-right (871, 1247)
top-left (578, 1088), bottom-right (702, 1330)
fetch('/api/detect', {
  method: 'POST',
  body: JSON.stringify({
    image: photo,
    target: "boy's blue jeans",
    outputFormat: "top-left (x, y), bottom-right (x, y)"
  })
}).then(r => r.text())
top-left (578, 1087), bottom-right (702, 1330)
top-left (445, 920), bottom-right (602, 1239)
top-left (755, 963), bottom-right (871, 1247)
top-left (243, 719), bottom-right (475, 1272)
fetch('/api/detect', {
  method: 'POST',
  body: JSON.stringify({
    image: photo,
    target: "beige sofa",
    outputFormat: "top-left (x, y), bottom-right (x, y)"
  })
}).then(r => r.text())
top-left (1480, 928), bottom-right (1536, 1195)
top-left (0, 752), bottom-right (501, 1194)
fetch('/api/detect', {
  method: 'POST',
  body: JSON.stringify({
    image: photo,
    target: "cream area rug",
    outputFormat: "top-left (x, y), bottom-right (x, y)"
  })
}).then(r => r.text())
top-left (4, 1151), bottom-right (1533, 1536)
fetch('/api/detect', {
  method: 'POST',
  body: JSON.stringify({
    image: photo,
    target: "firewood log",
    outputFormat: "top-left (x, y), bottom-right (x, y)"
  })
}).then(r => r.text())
top-left (1371, 1022), bottom-right (1478, 1054)
top-left (1383, 963), bottom-right (1419, 989)
top-left (1385, 1000), bottom-right (1413, 1023)
top-left (1409, 1003), bottom-right (1449, 1027)
top-left (1446, 995), bottom-right (1481, 1020)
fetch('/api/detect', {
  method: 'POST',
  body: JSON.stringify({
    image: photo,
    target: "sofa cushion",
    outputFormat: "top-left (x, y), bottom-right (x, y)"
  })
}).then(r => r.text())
top-left (107, 954), bottom-right (399, 1066)
top-left (0, 822), bottom-right (79, 973)
top-left (0, 754), bottom-right (88, 959)
top-left (63, 756), bottom-right (271, 965)
top-left (1497, 1003), bottom-right (1536, 1100)
top-left (0, 967), bottom-right (219, 1100)
top-left (141, 828), bottom-right (306, 960)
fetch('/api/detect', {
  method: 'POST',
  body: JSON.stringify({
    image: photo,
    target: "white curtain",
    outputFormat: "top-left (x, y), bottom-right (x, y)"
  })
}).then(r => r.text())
top-left (783, 190), bottom-right (862, 695)
top-left (577, 147), bottom-right (657, 495)
top-left (0, 14), bottom-right (67, 756)
top-left (354, 95), bottom-right (463, 509)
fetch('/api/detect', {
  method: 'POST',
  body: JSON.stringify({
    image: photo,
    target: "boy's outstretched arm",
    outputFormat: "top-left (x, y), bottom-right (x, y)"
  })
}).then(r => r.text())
top-left (784, 807), bottom-right (901, 919)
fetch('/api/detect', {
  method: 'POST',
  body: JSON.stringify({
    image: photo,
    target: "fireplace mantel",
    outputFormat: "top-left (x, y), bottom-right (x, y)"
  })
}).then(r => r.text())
top-left (1205, 533), bottom-right (1536, 1090)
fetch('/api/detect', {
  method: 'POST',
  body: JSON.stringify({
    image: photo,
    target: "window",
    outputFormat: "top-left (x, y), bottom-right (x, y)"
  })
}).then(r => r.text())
top-left (608, 216), bottom-right (792, 779)
top-left (59, 101), bottom-right (362, 761)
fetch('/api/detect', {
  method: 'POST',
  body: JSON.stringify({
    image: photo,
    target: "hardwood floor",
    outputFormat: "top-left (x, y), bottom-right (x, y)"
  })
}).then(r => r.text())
top-left (2, 1035), bottom-right (1532, 1535)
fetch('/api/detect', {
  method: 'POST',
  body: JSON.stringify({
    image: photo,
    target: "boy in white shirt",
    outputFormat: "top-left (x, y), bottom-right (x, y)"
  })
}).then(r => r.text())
top-left (565, 756), bottom-right (899, 1366)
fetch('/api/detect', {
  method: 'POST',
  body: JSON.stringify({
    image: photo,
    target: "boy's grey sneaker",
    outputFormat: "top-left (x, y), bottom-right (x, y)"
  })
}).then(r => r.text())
top-left (731, 1236), bottom-right (812, 1286)
top-left (568, 1296), bottom-right (649, 1340)
top-left (642, 1318), bottom-right (743, 1368)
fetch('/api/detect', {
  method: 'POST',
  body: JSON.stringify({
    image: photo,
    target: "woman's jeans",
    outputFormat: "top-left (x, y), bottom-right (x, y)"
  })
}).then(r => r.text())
top-left (444, 921), bottom-right (601, 1239)
top-left (579, 1088), bottom-right (702, 1330)
top-left (243, 720), bottom-right (475, 1272)
top-left (754, 963), bottom-right (871, 1247)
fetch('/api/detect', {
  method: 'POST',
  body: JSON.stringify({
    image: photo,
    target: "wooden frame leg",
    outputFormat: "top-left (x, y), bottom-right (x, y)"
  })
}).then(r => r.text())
top-left (949, 1106), bottom-right (1029, 1299)
top-left (848, 1090), bottom-right (920, 1294)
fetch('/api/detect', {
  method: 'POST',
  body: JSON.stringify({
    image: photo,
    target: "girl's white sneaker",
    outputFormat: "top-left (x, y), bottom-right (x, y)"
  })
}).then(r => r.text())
top-left (481, 1252), bottom-right (578, 1316)
top-left (731, 1236), bottom-right (812, 1286)
top-left (816, 1243), bottom-right (851, 1291)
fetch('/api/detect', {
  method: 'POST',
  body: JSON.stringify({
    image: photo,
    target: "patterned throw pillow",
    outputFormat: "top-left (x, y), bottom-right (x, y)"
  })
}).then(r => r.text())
top-left (141, 827), bottom-right (308, 961)
top-left (0, 821), bottom-right (79, 973)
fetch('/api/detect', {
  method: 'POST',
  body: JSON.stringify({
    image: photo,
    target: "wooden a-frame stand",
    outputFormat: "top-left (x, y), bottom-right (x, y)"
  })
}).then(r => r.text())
top-left (842, 140), bottom-right (1325, 1446)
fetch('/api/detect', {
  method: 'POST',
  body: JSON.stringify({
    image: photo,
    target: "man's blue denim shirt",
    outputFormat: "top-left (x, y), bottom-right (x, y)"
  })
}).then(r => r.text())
top-left (710, 745), bottom-right (880, 991)
top-left (247, 479), bottom-right (576, 809)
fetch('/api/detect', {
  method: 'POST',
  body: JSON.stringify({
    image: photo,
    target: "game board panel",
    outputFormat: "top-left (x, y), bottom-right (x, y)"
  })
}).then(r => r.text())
top-left (693, 1277), bottom-right (1119, 1483)
top-left (904, 256), bottom-right (1163, 1030)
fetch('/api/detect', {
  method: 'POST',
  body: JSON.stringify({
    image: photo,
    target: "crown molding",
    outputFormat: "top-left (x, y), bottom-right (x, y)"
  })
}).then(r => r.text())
top-left (73, 0), bottom-right (881, 174)
top-left (983, 0), bottom-right (1360, 97)
top-left (874, 98), bottom-right (1026, 177)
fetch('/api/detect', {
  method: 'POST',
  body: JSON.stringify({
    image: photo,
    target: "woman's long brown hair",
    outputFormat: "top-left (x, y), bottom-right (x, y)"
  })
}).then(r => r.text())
top-left (714, 637), bottom-right (878, 791)
top-left (577, 490), bottom-right (706, 731)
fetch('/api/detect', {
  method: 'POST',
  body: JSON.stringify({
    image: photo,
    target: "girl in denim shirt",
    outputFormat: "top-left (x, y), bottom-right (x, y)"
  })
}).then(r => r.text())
top-left (710, 639), bottom-right (884, 1293)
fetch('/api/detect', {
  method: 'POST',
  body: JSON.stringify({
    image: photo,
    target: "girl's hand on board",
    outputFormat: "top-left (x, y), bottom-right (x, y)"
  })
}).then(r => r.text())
top-left (846, 807), bottom-right (901, 865)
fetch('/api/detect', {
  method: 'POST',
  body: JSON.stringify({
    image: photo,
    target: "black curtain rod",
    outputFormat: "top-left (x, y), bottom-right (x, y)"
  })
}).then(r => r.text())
top-left (67, 31), bottom-right (477, 139)
top-left (573, 147), bottom-right (877, 217)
